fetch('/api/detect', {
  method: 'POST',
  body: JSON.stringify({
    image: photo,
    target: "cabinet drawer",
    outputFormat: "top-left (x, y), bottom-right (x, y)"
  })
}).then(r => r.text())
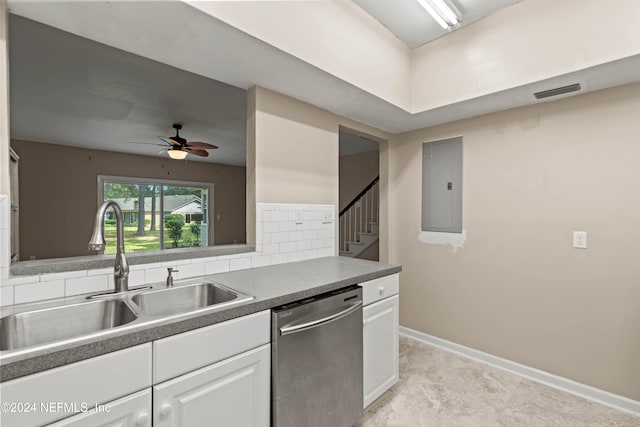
top-left (48, 388), bottom-right (151, 427)
top-left (360, 274), bottom-right (399, 306)
top-left (153, 310), bottom-right (270, 383)
top-left (0, 344), bottom-right (152, 427)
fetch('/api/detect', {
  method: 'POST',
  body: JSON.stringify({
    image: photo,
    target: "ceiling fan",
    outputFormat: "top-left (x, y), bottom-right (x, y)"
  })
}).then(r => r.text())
top-left (159, 123), bottom-right (218, 160)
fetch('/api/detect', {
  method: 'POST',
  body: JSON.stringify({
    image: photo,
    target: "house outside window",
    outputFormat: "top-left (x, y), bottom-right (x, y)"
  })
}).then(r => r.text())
top-left (98, 176), bottom-right (213, 254)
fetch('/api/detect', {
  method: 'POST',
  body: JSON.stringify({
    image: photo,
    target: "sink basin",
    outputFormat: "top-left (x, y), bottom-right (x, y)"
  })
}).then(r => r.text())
top-left (131, 282), bottom-right (252, 316)
top-left (0, 299), bottom-right (137, 351)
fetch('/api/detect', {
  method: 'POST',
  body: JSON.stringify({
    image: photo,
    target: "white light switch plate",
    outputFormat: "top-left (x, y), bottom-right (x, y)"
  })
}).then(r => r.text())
top-left (573, 231), bottom-right (587, 249)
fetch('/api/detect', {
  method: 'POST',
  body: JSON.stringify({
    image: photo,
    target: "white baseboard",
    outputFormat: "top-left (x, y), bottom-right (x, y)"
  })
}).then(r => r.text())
top-left (399, 326), bottom-right (640, 416)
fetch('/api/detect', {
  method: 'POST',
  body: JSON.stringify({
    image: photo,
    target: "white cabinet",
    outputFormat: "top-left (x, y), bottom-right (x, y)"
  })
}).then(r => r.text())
top-left (48, 389), bottom-right (151, 427)
top-left (152, 310), bottom-right (271, 427)
top-left (363, 295), bottom-right (399, 408)
top-left (360, 273), bottom-right (399, 408)
top-left (153, 344), bottom-right (270, 427)
top-left (0, 344), bottom-right (152, 427)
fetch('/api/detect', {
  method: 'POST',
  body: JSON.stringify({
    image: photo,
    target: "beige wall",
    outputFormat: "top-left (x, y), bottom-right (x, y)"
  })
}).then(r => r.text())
top-left (253, 87), bottom-right (339, 205)
top-left (0, 3), bottom-right (9, 196)
top-left (412, 0), bottom-right (640, 111)
top-left (12, 140), bottom-right (246, 260)
top-left (188, 0), bottom-right (411, 110)
top-left (246, 87), bottom-right (257, 246)
top-left (390, 83), bottom-right (640, 400)
top-left (246, 87), bottom-right (391, 247)
top-left (339, 150), bottom-right (379, 212)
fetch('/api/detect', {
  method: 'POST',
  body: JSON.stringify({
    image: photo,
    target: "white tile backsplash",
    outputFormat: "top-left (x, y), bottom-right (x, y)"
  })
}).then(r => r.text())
top-left (205, 259), bottom-right (230, 275)
top-left (296, 240), bottom-right (312, 251)
top-left (1, 285), bottom-right (14, 306)
top-left (263, 222), bottom-right (280, 233)
top-left (303, 249), bottom-right (320, 260)
top-left (87, 267), bottom-right (114, 276)
top-left (147, 266), bottom-right (174, 284)
top-left (287, 251), bottom-right (304, 262)
top-left (161, 259), bottom-right (193, 269)
top-left (278, 221), bottom-right (296, 232)
top-left (280, 242), bottom-right (297, 253)
top-left (304, 230), bottom-right (319, 240)
top-left (2, 275), bottom-right (38, 286)
top-left (272, 211), bottom-right (289, 222)
top-left (251, 255), bottom-right (271, 268)
top-left (39, 270), bottom-right (87, 282)
top-left (318, 228), bottom-right (333, 239)
top-left (0, 229), bottom-right (10, 269)
top-left (128, 270), bottom-right (146, 286)
top-left (270, 253), bottom-right (288, 265)
top-left (65, 275), bottom-right (109, 297)
top-left (229, 257), bottom-right (251, 271)
top-left (271, 232), bottom-right (289, 243)
top-left (4, 203), bottom-right (336, 306)
top-left (317, 248), bottom-right (335, 258)
top-left (0, 196), bottom-right (9, 231)
top-left (176, 262), bottom-right (205, 280)
top-left (15, 280), bottom-right (65, 304)
top-left (131, 262), bottom-right (163, 271)
top-left (288, 231), bottom-right (304, 242)
top-left (263, 243), bottom-right (280, 254)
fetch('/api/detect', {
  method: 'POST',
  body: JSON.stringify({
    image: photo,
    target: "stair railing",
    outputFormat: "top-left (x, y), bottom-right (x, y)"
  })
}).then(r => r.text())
top-left (339, 176), bottom-right (379, 252)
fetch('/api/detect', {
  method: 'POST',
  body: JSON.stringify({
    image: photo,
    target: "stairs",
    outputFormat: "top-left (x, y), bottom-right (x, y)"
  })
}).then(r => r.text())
top-left (339, 222), bottom-right (379, 258)
top-left (339, 176), bottom-right (379, 259)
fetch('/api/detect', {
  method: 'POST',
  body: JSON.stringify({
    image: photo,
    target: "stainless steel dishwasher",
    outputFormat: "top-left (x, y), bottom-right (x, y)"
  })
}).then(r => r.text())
top-left (272, 286), bottom-right (363, 427)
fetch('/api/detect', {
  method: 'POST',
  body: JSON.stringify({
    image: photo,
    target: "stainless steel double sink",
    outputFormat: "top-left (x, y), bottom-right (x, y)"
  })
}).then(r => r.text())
top-left (0, 282), bottom-right (253, 352)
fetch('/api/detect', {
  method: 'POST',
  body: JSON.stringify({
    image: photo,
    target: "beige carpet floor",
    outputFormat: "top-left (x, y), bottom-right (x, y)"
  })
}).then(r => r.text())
top-left (362, 336), bottom-right (640, 426)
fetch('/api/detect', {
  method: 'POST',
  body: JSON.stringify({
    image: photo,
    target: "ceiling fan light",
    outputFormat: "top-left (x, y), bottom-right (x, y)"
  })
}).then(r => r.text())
top-left (167, 149), bottom-right (188, 160)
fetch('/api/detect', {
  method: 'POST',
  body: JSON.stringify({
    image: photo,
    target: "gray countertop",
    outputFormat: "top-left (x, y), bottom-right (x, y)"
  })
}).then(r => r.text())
top-left (0, 257), bottom-right (401, 382)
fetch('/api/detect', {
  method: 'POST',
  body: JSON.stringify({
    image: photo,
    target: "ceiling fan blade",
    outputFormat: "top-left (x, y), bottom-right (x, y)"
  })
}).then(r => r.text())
top-left (129, 141), bottom-right (167, 147)
top-left (185, 147), bottom-right (209, 157)
top-left (185, 141), bottom-right (218, 150)
top-left (159, 136), bottom-right (181, 147)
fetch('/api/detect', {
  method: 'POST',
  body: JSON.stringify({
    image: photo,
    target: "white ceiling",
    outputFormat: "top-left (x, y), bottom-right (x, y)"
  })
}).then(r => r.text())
top-left (353, 0), bottom-right (523, 48)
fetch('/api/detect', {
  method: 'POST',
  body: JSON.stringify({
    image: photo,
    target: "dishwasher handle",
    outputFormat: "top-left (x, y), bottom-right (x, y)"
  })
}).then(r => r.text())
top-left (279, 301), bottom-right (362, 336)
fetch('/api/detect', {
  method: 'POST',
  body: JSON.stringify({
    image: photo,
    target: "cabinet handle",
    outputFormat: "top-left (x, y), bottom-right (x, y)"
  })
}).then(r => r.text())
top-left (160, 403), bottom-right (172, 418)
top-left (378, 286), bottom-right (385, 296)
top-left (135, 412), bottom-right (150, 426)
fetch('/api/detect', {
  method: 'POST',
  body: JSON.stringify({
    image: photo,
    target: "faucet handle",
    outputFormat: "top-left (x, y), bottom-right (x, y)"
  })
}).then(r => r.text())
top-left (167, 267), bottom-right (179, 275)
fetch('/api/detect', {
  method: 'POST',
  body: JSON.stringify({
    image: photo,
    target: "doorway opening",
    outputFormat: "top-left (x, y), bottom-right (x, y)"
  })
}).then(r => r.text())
top-left (338, 129), bottom-right (380, 261)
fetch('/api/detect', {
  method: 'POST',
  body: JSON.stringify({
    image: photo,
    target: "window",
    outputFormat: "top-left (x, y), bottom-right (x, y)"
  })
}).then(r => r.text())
top-left (421, 137), bottom-right (463, 233)
top-left (98, 176), bottom-right (213, 254)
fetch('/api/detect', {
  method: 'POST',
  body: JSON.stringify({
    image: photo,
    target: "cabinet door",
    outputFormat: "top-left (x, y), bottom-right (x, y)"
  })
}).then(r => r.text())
top-left (363, 295), bottom-right (399, 408)
top-left (48, 389), bottom-right (151, 427)
top-left (154, 344), bottom-right (270, 427)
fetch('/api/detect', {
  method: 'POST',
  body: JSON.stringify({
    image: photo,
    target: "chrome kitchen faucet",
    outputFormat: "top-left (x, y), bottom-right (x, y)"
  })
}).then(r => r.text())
top-left (88, 200), bottom-right (130, 293)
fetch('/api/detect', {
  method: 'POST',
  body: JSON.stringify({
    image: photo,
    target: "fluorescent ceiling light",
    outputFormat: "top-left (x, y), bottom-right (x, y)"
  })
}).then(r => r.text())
top-left (417, 0), bottom-right (461, 30)
top-left (167, 149), bottom-right (188, 160)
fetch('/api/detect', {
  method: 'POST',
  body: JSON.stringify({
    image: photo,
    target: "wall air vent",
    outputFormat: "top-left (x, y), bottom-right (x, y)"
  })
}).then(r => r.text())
top-left (534, 83), bottom-right (582, 100)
